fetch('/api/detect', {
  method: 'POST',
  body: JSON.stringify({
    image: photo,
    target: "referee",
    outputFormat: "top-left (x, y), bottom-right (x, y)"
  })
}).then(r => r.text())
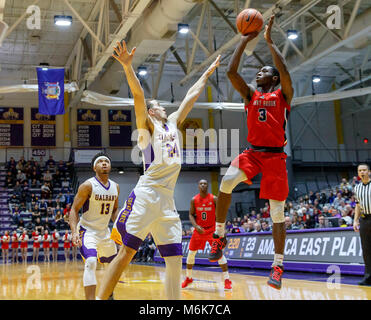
top-left (353, 163), bottom-right (371, 286)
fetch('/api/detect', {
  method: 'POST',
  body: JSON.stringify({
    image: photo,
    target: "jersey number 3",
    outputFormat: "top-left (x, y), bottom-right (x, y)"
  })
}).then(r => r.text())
top-left (100, 203), bottom-right (110, 215)
top-left (258, 108), bottom-right (267, 122)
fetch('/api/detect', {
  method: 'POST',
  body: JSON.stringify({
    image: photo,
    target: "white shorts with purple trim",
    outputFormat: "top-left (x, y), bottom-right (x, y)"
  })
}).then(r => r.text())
top-left (78, 223), bottom-right (117, 263)
top-left (111, 185), bottom-right (182, 257)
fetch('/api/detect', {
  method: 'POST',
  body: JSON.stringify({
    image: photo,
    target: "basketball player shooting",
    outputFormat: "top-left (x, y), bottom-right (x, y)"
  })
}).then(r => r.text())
top-left (96, 41), bottom-right (220, 300)
top-left (208, 14), bottom-right (294, 290)
top-left (69, 152), bottom-right (120, 300)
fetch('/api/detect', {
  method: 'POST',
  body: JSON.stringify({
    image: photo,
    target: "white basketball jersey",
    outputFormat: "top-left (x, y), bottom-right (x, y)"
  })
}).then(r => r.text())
top-left (80, 177), bottom-right (118, 231)
top-left (138, 117), bottom-right (181, 193)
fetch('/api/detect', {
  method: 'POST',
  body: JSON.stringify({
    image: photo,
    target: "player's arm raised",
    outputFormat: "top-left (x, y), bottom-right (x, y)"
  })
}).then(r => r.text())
top-left (264, 15), bottom-right (294, 105)
top-left (111, 183), bottom-right (120, 223)
top-left (112, 41), bottom-right (151, 133)
top-left (227, 32), bottom-right (259, 104)
top-left (69, 181), bottom-right (92, 246)
top-left (169, 55), bottom-right (220, 127)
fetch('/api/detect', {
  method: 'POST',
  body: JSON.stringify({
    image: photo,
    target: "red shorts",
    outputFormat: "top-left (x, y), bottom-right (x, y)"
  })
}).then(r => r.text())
top-left (1, 244), bottom-right (9, 250)
top-left (231, 149), bottom-right (289, 201)
top-left (64, 243), bottom-right (71, 249)
top-left (189, 227), bottom-right (215, 251)
top-left (20, 242), bottom-right (28, 249)
top-left (52, 242), bottom-right (59, 249)
top-left (11, 243), bottom-right (19, 249)
top-left (33, 243), bottom-right (40, 248)
top-left (43, 242), bottom-right (50, 249)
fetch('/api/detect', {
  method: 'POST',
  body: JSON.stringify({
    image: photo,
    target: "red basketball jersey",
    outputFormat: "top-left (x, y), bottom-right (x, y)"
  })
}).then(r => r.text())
top-left (193, 193), bottom-right (215, 229)
top-left (245, 89), bottom-right (290, 148)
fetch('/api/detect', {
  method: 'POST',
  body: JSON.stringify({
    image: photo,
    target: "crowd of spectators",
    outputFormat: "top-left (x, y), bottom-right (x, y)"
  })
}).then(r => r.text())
top-left (4, 155), bottom-right (74, 238)
top-left (182, 175), bottom-right (362, 236)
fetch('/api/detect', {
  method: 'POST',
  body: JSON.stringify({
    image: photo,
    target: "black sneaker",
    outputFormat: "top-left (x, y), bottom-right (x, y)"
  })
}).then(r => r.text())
top-left (108, 293), bottom-right (115, 300)
top-left (267, 265), bottom-right (284, 290)
top-left (208, 233), bottom-right (227, 262)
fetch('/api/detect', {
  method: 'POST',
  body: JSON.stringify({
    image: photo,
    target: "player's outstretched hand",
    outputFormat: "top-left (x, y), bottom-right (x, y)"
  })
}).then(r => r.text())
top-left (72, 232), bottom-right (81, 247)
top-left (112, 40), bottom-right (137, 67)
top-left (204, 55), bottom-right (221, 78)
top-left (241, 31), bottom-right (260, 42)
top-left (264, 14), bottom-right (275, 44)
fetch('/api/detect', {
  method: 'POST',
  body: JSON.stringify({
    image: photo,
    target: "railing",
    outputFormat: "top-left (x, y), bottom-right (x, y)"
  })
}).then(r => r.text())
top-left (2, 146), bottom-right (371, 165)
top-left (292, 147), bottom-right (371, 163)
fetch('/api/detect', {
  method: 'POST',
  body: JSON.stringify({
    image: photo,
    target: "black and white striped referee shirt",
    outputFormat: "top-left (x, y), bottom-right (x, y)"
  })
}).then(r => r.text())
top-left (354, 181), bottom-right (371, 216)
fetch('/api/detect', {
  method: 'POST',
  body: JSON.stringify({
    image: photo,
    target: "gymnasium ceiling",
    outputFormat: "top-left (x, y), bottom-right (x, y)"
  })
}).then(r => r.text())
top-left (0, 0), bottom-right (370, 109)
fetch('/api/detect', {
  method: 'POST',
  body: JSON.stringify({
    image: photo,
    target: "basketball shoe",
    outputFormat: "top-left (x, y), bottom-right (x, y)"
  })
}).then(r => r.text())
top-left (182, 277), bottom-right (193, 288)
top-left (267, 265), bottom-right (284, 290)
top-left (208, 233), bottom-right (227, 262)
top-left (224, 279), bottom-right (232, 290)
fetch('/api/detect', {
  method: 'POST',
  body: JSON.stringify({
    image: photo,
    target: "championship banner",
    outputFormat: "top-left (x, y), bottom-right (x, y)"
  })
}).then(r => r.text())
top-left (31, 108), bottom-right (56, 147)
top-left (77, 109), bottom-right (102, 147)
top-left (155, 228), bottom-right (365, 274)
top-left (36, 68), bottom-right (65, 115)
top-left (0, 107), bottom-right (24, 146)
top-left (108, 109), bottom-right (132, 147)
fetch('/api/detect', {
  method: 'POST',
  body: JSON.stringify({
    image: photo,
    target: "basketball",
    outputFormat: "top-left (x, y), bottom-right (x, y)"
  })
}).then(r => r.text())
top-left (236, 8), bottom-right (264, 35)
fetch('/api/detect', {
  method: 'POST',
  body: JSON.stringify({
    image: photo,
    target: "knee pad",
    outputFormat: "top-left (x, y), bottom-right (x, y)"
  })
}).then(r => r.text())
top-left (269, 200), bottom-right (285, 223)
top-left (186, 250), bottom-right (197, 265)
top-left (219, 166), bottom-right (246, 194)
top-left (83, 257), bottom-right (97, 287)
top-left (218, 255), bottom-right (227, 265)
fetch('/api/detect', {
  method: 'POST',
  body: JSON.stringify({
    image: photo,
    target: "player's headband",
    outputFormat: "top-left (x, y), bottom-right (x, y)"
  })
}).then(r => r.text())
top-left (93, 156), bottom-right (111, 168)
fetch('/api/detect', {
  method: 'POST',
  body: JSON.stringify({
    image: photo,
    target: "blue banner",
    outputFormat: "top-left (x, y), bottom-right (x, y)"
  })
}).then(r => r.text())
top-left (37, 68), bottom-right (65, 115)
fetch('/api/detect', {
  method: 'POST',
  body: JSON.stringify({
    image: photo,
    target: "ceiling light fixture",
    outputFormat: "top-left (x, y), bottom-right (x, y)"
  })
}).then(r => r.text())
top-left (178, 23), bottom-right (189, 34)
top-left (54, 15), bottom-right (73, 27)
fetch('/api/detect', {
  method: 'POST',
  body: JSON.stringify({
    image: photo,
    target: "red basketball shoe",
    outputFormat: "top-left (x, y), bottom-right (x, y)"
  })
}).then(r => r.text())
top-left (181, 277), bottom-right (193, 288)
top-left (208, 233), bottom-right (227, 262)
top-left (267, 265), bottom-right (284, 290)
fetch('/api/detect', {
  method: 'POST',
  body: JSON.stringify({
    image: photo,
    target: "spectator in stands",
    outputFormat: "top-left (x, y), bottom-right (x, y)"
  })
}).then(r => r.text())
top-left (322, 206), bottom-right (331, 217)
top-left (45, 155), bottom-right (56, 171)
top-left (39, 156), bottom-right (45, 168)
top-left (55, 193), bottom-right (66, 206)
top-left (340, 178), bottom-right (352, 191)
top-left (261, 220), bottom-right (271, 232)
top-left (291, 214), bottom-right (304, 230)
top-left (12, 205), bottom-right (21, 225)
top-left (41, 182), bottom-right (52, 199)
top-left (18, 218), bottom-right (25, 229)
top-left (241, 222), bottom-right (249, 233)
top-left (7, 157), bottom-right (16, 169)
top-left (29, 169), bottom-right (40, 182)
top-left (34, 217), bottom-right (43, 234)
top-left (136, 234), bottom-right (156, 262)
top-left (13, 181), bottom-right (22, 195)
top-left (341, 209), bottom-right (353, 226)
top-left (38, 199), bottom-right (48, 216)
top-left (57, 160), bottom-right (67, 176)
top-left (285, 216), bottom-right (292, 230)
top-left (52, 170), bottom-right (63, 188)
top-left (16, 170), bottom-right (27, 183)
top-left (316, 215), bottom-right (327, 228)
top-left (30, 178), bottom-right (40, 188)
top-left (42, 170), bottom-right (53, 184)
top-left (16, 160), bottom-right (24, 172)
top-left (55, 210), bottom-right (64, 230)
top-left (8, 194), bottom-right (19, 211)
top-left (246, 220), bottom-right (255, 232)
top-left (5, 177), bottom-right (14, 189)
top-left (61, 178), bottom-right (69, 189)
top-left (63, 203), bottom-right (71, 222)
top-left (254, 221), bottom-right (262, 232)
top-left (31, 210), bottom-right (41, 223)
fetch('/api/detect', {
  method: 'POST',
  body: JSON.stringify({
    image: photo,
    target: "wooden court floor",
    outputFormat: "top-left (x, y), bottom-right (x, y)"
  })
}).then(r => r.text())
top-left (0, 261), bottom-right (370, 300)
